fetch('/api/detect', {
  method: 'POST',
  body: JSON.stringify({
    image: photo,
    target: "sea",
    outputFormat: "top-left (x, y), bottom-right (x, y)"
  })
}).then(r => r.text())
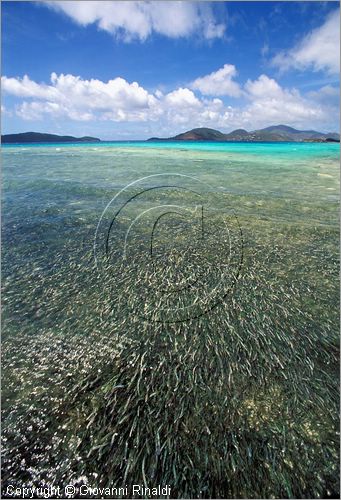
top-left (2, 141), bottom-right (340, 497)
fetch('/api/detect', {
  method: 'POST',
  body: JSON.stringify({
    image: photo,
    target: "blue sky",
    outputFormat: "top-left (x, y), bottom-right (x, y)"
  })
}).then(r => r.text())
top-left (2, 1), bottom-right (340, 139)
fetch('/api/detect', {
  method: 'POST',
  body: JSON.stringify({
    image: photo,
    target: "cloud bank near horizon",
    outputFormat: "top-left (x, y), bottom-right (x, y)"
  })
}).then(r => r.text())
top-left (2, 68), bottom-right (338, 135)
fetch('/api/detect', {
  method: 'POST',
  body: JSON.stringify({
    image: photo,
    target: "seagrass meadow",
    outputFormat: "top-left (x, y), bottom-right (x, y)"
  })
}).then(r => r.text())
top-left (2, 141), bottom-right (340, 498)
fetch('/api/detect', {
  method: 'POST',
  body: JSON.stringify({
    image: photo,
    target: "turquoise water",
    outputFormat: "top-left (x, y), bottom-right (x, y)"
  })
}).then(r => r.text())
top-left (3, 140), bottom-right (339, 155)
top-left (2, 141), bottom-right (340, 497)
top-left (3, 141), bottom-right (339, 238)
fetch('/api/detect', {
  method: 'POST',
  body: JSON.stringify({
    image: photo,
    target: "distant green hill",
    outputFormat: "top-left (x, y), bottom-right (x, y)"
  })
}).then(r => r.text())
top-left (2, 132), bottom-right (101, 144)
top-left (148, 125), bottom-right (340, 142)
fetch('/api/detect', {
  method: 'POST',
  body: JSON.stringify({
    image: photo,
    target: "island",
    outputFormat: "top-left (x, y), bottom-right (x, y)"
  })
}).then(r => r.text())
top-left (148, 125), bottom-right (340, 143)
top-left (1, 132), bottom-right (101, 144)
top-left (2, 125), bottom-right (339, 144)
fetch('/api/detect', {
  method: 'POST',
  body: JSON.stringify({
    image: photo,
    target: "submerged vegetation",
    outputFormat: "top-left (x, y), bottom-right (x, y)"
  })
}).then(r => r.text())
top-left (1, 144), bottom-right (339, 498)
top-left (2, 216), bottom-right (339, 498)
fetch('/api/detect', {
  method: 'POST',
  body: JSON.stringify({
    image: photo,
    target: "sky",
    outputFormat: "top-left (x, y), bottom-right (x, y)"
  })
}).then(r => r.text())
top-left (1, 1), bottom-right (340, 139)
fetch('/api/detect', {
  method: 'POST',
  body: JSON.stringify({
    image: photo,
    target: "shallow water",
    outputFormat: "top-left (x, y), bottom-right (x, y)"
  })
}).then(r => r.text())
top-left (2, 141), bottom-right (340, 498)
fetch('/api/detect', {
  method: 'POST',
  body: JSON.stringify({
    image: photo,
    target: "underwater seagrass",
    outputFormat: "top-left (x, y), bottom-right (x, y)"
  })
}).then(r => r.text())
top-left (2, 143), bottom-right (339, 498)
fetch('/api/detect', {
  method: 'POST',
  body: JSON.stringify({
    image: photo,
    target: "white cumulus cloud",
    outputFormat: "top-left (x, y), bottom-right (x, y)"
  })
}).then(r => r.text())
top-left (2, 71), bottom-right (338, 133)
top-left (243, 74), bottom-right (329, 129)
top-left (3, 73), bottom-right (160, 122)
top-left (164, 88), bottom-right (201, 108)
top-left (46, 1), bottom-right (226, 41)
top-left (272, 9), bottom-right (340, 74)
top-left (191, 64), bottom-right (242, 97)
top-left (307, 85), bottom-right (340, 107)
